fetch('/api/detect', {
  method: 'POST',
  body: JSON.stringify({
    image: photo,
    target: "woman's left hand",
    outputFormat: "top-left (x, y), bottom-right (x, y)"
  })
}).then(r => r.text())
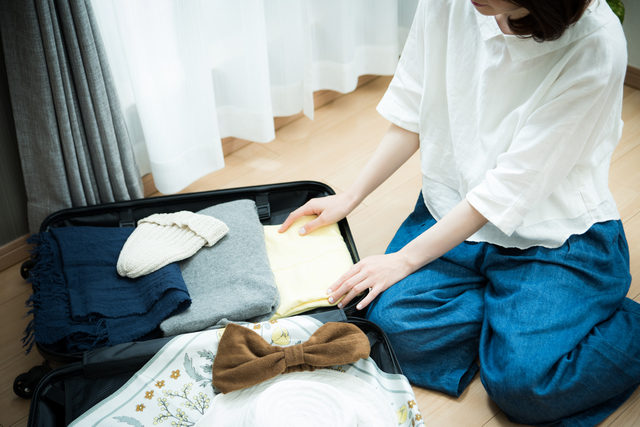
top-left (328, 252), bottom-right (413, 311)
top-left (328, 199), bottom-right (489, 312)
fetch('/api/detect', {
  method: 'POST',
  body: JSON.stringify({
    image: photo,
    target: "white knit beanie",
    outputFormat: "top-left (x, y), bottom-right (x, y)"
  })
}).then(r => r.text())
top-left (117, 211), bottom-right (229, 278)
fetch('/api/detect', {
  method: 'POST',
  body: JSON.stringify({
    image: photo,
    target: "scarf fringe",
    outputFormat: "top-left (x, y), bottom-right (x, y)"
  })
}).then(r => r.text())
top-left (92, 318), bottom-right (110, 348)
top-left (64, 318), bottom-right (111, 352)
top-left (22, 233), bottom-right (70, 354)
top-left (21, 228), bottom-right (187, 354)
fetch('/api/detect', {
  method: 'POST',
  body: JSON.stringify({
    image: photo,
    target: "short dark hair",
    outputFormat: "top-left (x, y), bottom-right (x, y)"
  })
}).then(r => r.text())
top-left (507, 0), bottom-right (592, 42)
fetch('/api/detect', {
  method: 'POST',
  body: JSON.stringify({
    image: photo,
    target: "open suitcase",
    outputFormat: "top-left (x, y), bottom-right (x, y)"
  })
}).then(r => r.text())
top-left (26, 310), bottom-right (403, 426)
top-left (14, 181), bottom-right (368, 401)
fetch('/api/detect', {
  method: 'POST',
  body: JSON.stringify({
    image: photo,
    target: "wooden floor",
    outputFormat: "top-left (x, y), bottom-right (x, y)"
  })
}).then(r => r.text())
top-left (1, 76), bottom-right (639, 426)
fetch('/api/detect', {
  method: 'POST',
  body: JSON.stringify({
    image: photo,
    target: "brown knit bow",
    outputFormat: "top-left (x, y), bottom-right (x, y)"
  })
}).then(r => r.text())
top-left (211, 322), bottom-right (371, 394)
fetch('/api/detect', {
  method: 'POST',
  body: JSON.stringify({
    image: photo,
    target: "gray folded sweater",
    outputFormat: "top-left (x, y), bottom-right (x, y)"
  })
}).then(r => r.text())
top-left (160, 199), bottom-right (279, 336)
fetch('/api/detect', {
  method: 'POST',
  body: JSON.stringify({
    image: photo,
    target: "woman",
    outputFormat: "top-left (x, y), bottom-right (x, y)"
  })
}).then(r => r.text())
top-left (279, 0), bottom-right (637, 425)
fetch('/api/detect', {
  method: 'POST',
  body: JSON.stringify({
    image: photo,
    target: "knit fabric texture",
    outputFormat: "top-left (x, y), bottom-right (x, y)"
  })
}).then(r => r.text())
top-left (160, 200), bottom-right (280, 336)
top-left (263, 215), bottom-right (354, 319)
top-left (117, 211), bottom-right (229, 278)
top-left (23, 226), bottom-right (191, 353)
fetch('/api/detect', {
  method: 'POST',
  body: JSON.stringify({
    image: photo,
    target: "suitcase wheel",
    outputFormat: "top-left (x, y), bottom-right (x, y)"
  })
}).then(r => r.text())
top-left (20, 259), bottom-right (36, 280)
top-left (13, 362), bottom-right (51, 399)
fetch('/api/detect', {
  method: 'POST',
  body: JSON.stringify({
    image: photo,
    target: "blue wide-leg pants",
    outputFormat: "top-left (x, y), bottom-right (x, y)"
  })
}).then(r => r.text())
top-left (366, 194), bottom-right (640, 426)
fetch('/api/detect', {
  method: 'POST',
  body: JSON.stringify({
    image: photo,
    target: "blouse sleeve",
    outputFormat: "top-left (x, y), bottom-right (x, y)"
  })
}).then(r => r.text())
top-left (375, 0), bottom-right (425, 134)
top-left (466, 31), bottom-right (627, 236)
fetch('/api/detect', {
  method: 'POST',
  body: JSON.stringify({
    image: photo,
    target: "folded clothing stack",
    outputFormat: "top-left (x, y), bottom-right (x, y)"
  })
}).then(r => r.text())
top-left (24, 200), bottom-right (354, 353)
top-left (24, 226), bottom-right (191, 353)
top-left (160, 199), bottom-right (280, 336)
top-left (263, 215), bottom-right (354, 319)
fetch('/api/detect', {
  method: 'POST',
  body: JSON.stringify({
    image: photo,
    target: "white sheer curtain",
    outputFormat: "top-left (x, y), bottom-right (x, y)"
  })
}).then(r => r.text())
top-left (92, 0), bottom-right (419, 194)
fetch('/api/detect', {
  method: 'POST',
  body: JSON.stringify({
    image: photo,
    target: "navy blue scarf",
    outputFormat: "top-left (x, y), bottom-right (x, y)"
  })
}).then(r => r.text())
top-left (23, 226), bottom-right (191, 352)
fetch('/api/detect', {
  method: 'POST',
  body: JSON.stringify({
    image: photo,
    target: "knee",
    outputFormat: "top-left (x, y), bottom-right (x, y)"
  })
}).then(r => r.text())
top-left (482, 363), bottom-right (539, 401)
top-left (365, 291), bottom-right (405, 338)
top-left (366, 283), bottom-right (484, 355)
top-left (365, 291), bottom-right (424, 356)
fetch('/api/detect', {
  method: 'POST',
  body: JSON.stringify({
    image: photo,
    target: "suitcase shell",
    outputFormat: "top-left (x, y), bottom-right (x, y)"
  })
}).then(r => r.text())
top-left (16, 181), bottom-right (365, 398)
top-left (26, 311), bottom-right (402, 427)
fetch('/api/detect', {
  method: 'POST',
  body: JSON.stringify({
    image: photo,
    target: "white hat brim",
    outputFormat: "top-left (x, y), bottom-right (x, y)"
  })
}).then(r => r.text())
top-left (198, 369), bottom-right (398, 426)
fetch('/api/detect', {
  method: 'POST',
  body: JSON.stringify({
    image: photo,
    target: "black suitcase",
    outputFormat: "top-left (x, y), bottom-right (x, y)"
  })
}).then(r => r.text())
top-left (26, 310), bottom-right (401, 427)
top-left (14, 181), bottom-right (366, 400)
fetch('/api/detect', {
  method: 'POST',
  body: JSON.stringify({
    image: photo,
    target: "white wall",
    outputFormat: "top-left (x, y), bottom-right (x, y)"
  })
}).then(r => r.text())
top-left (623, 0), bottom-right (640, 68)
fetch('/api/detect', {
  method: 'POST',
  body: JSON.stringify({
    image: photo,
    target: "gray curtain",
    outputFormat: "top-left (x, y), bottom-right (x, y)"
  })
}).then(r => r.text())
top-left (0, 0), bottom-right (143, 233)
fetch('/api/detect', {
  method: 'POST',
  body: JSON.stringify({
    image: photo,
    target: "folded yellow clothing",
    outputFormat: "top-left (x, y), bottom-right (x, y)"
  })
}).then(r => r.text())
top-left (264, 216), bottom-right (354, 319)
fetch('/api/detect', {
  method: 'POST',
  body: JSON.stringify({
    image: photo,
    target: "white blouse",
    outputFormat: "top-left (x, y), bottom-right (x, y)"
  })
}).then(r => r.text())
top-left (377, 0), bottom-right (627, 249)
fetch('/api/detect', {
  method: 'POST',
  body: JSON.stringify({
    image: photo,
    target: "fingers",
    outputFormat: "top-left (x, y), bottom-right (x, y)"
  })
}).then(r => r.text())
top-left (338, 281), bottom-right (373, 310)
top-left (327, 264), bottom-right (361, 300)
top-left (349, 288), bottom-right (379, 311)
top-left (278, 204), bottom-right (317, 233)
top-left (278, 193), bottom-right (353, 235)
top-left (296, 216), bottom-right (327, 235)
top-left (326, 254), bottom-right (408, 311)
top-left (326, 265), bottom-right (373, 310)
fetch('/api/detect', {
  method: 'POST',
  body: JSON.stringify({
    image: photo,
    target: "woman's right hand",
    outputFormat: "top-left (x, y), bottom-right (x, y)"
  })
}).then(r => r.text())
top-left (278, 124), bottom-right (419, 236)
top-left (278, 192), bottom-right (359, 235)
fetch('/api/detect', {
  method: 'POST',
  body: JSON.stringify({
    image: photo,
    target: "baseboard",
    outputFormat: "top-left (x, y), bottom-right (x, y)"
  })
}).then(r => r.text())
top-left (142, 173), bottom-right (158, 198)
top-left (3, 175), bottom-right (157, 271)
top-left (145, 74), bottom-right (382, 197)
top-left (3, 67), bottom-right (634, 270)
top-left (3, 173), bottom-right (158, 269)
top-left (0, 234), bottom-right (30, 273)
top-left (221, 74), bottom-right (380, 157)
top-left (3, 77), bottom-right (384, 271)
top-left (626, 65), bottom-right (640, 91)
